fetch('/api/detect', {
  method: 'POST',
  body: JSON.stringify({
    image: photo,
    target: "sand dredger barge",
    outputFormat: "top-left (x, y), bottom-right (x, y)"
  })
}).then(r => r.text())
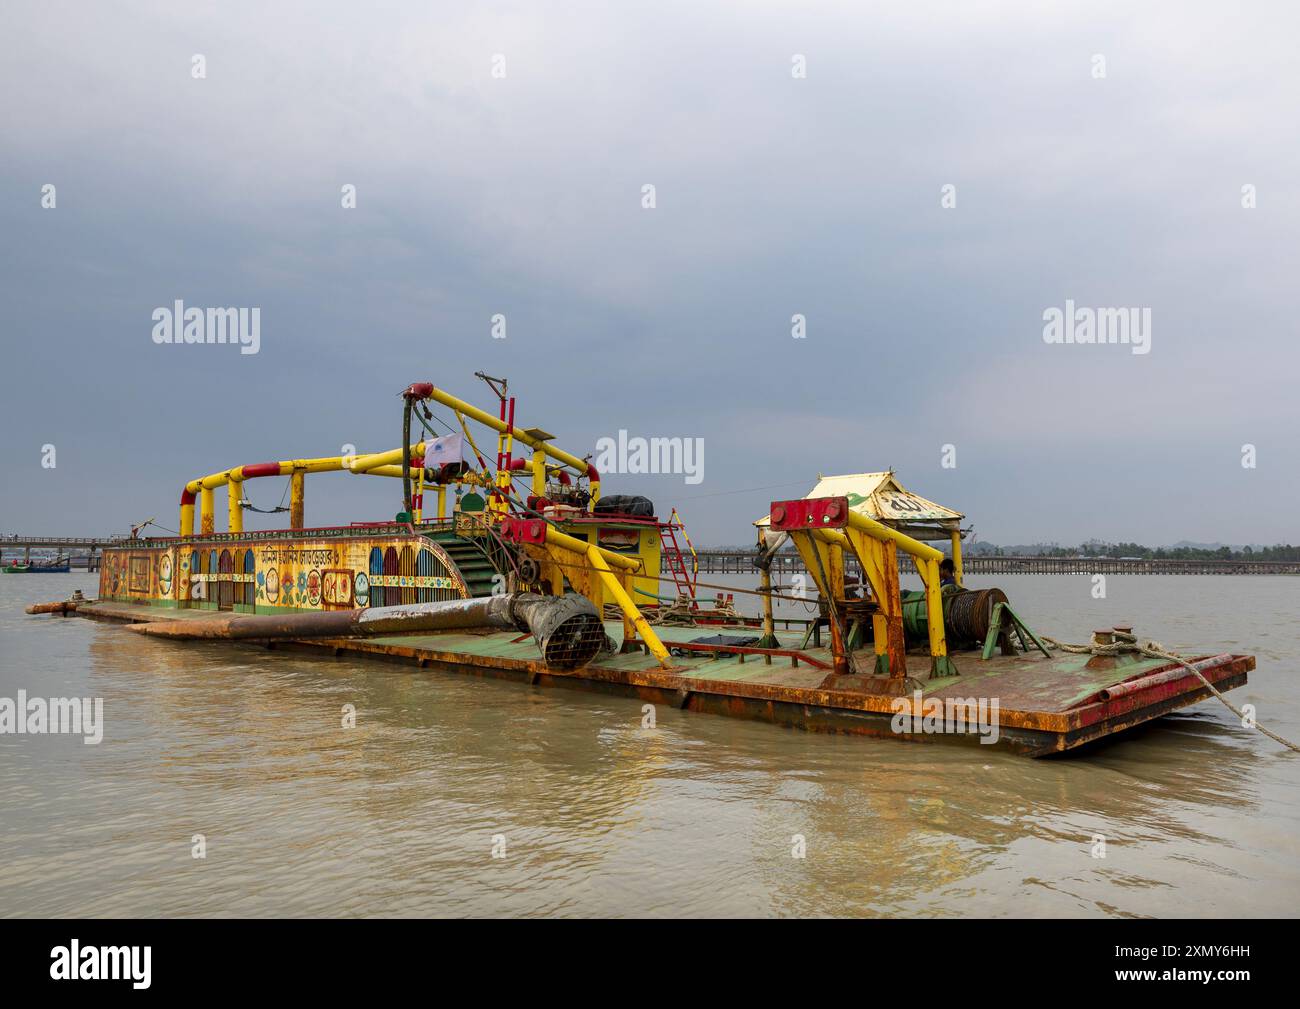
top-left (29, 374), bottom-right (1254, 756)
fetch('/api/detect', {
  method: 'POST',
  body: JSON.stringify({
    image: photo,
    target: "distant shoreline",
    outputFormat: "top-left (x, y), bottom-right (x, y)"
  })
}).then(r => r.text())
top-left (682, 551), bottom-right (1300, 576)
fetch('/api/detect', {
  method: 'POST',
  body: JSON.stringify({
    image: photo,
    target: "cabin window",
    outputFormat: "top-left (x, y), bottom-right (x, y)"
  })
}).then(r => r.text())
top-left (217, 549), bottom-right (234, 610)
top-left (237, 548), bottom-right (255, 607)
top-left (368, 547), bottom-right (385, 607)
top-left (398, 546), bottom-right (416, 604)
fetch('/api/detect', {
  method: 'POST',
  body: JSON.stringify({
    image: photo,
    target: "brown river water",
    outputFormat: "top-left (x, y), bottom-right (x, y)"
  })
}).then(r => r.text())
top-left (2, 571), bottom-right (1297, 917)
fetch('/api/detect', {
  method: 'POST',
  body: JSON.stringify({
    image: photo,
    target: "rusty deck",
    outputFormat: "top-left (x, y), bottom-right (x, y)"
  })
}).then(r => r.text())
top-left (66, 600), bottom-right (1252, 756)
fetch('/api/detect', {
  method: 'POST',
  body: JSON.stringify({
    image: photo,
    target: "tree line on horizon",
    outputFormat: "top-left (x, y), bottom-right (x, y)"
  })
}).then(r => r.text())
top-left (961, 540), bottom-right (1300, 562)
top-left (705, 540), bottom-right (1300, 562)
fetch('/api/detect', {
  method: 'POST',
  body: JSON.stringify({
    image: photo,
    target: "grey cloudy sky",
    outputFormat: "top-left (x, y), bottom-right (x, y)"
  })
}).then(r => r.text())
top-left (2, 0), bottom-right (1297, 545)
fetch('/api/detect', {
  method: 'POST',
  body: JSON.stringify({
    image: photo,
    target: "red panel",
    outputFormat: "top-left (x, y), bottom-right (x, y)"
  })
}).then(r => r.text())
top-left (240, 462), bottom-right (283, 479)
top-left (768, 496), bottom-right (850, 531)
top-left (501, 516), bottom-right (548, 544)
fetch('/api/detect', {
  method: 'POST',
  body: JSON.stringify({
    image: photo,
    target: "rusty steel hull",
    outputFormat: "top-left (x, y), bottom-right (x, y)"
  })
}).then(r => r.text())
top-left (61, 600), bottom-right (1254, 757)
top-left (281, 637), bottom-right (1252, 756)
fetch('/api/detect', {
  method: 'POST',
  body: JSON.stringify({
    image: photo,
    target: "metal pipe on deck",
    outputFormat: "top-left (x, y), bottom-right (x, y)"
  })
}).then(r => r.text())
top-left (124, 593), bottom-right (608, 669)
top-left (1097, 654), bottom-right (1233, 701)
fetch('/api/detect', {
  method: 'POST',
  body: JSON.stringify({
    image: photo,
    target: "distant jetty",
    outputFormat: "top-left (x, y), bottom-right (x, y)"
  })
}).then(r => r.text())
top-left (683, 550), bottom-right (1300, 576)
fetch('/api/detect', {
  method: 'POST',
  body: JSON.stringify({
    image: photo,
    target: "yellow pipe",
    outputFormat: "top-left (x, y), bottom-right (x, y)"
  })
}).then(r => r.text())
top-left (180, 501), bottom-right (195, 538)
top-left (845, 510), bottom-right (944, 563)
top-left (812, 527), bottom-right (850, 548)
top-left (200, 487), bottom-right (215, 535)
top-left (290, 470), bottom-right (305, 528)
top-left (185, 456), bottom-right (355, 495)
top-left (347, 443), bottom-right (426, 474)
top-left (436, 486), bottom-right (446, 519)
top-left (284, 456), bottom-right (353, 475)
top-left (531, 446), bottom-right (546, 497)
top-left (182, 456), bottom-right (356, 533)
top-left (915, 556), bottom-right (949, 659)
top-left (950, 530), bottom-right (963, 585)
top-left (182, 454), bottom-right (383, 533)
top-left (586, 545), bottom-right (670, 665)
top-left (544, 525), bottom-right (640, 571)
top-left (759, 566), bottom-right (776, 646)
top-left (227, 481), bottom-right (243, 533)
top-left (361, 466), bottom-right (492, 492)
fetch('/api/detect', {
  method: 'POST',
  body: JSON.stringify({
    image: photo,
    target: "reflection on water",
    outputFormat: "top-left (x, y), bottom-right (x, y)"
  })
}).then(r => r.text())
top-left (1, 572), bottom-right (1297, 917)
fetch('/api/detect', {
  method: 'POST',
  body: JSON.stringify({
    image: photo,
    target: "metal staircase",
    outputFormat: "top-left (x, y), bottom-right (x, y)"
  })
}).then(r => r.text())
top-left (427, 530), bottom-right (503, 597)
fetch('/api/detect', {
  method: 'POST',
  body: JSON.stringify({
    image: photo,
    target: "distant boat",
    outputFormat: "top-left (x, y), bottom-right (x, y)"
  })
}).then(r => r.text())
top-left (3, 556), bottom-right (71, 573)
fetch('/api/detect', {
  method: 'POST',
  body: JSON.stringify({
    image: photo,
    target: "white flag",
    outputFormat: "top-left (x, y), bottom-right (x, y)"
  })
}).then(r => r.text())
top-left (422, 433), bottom-right (463, 466)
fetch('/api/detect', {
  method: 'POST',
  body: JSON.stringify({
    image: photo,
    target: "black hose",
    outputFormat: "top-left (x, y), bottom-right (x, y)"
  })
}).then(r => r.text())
top-left (401, 397), bottom-right (413, 517)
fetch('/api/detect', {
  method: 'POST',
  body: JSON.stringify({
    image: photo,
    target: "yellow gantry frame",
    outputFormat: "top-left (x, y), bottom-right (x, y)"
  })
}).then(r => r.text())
top-left (788, 509), bottom-right (951, 678)
top-left (182, 455), bottom-right (352, 537)
top-left (404, 386), bottom-right (600, 503)
top-left (180, 383), bottom-right (601, 536)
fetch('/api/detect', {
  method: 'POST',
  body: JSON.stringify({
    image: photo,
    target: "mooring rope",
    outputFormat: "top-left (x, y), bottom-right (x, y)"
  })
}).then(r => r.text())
top-left (603, 596), bottom-right (704, 626)
top-left (1043, 632), bottom-right (1300, 753)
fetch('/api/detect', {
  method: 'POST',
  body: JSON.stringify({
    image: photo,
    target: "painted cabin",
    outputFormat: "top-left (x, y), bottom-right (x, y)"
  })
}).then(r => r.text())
top-left (99, 516), bottom-right (664, 614)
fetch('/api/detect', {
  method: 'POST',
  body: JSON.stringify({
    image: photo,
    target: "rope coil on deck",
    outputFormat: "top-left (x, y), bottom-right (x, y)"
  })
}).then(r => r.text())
top-left (1044, 632), bottom-right (1300, 754)
top-left (603, 595), bottom-right (703, 626)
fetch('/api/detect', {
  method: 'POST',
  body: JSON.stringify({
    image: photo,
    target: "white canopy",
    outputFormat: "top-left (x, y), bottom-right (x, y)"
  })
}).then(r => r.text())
top-left (754, 471), bottom-right (963, 541)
